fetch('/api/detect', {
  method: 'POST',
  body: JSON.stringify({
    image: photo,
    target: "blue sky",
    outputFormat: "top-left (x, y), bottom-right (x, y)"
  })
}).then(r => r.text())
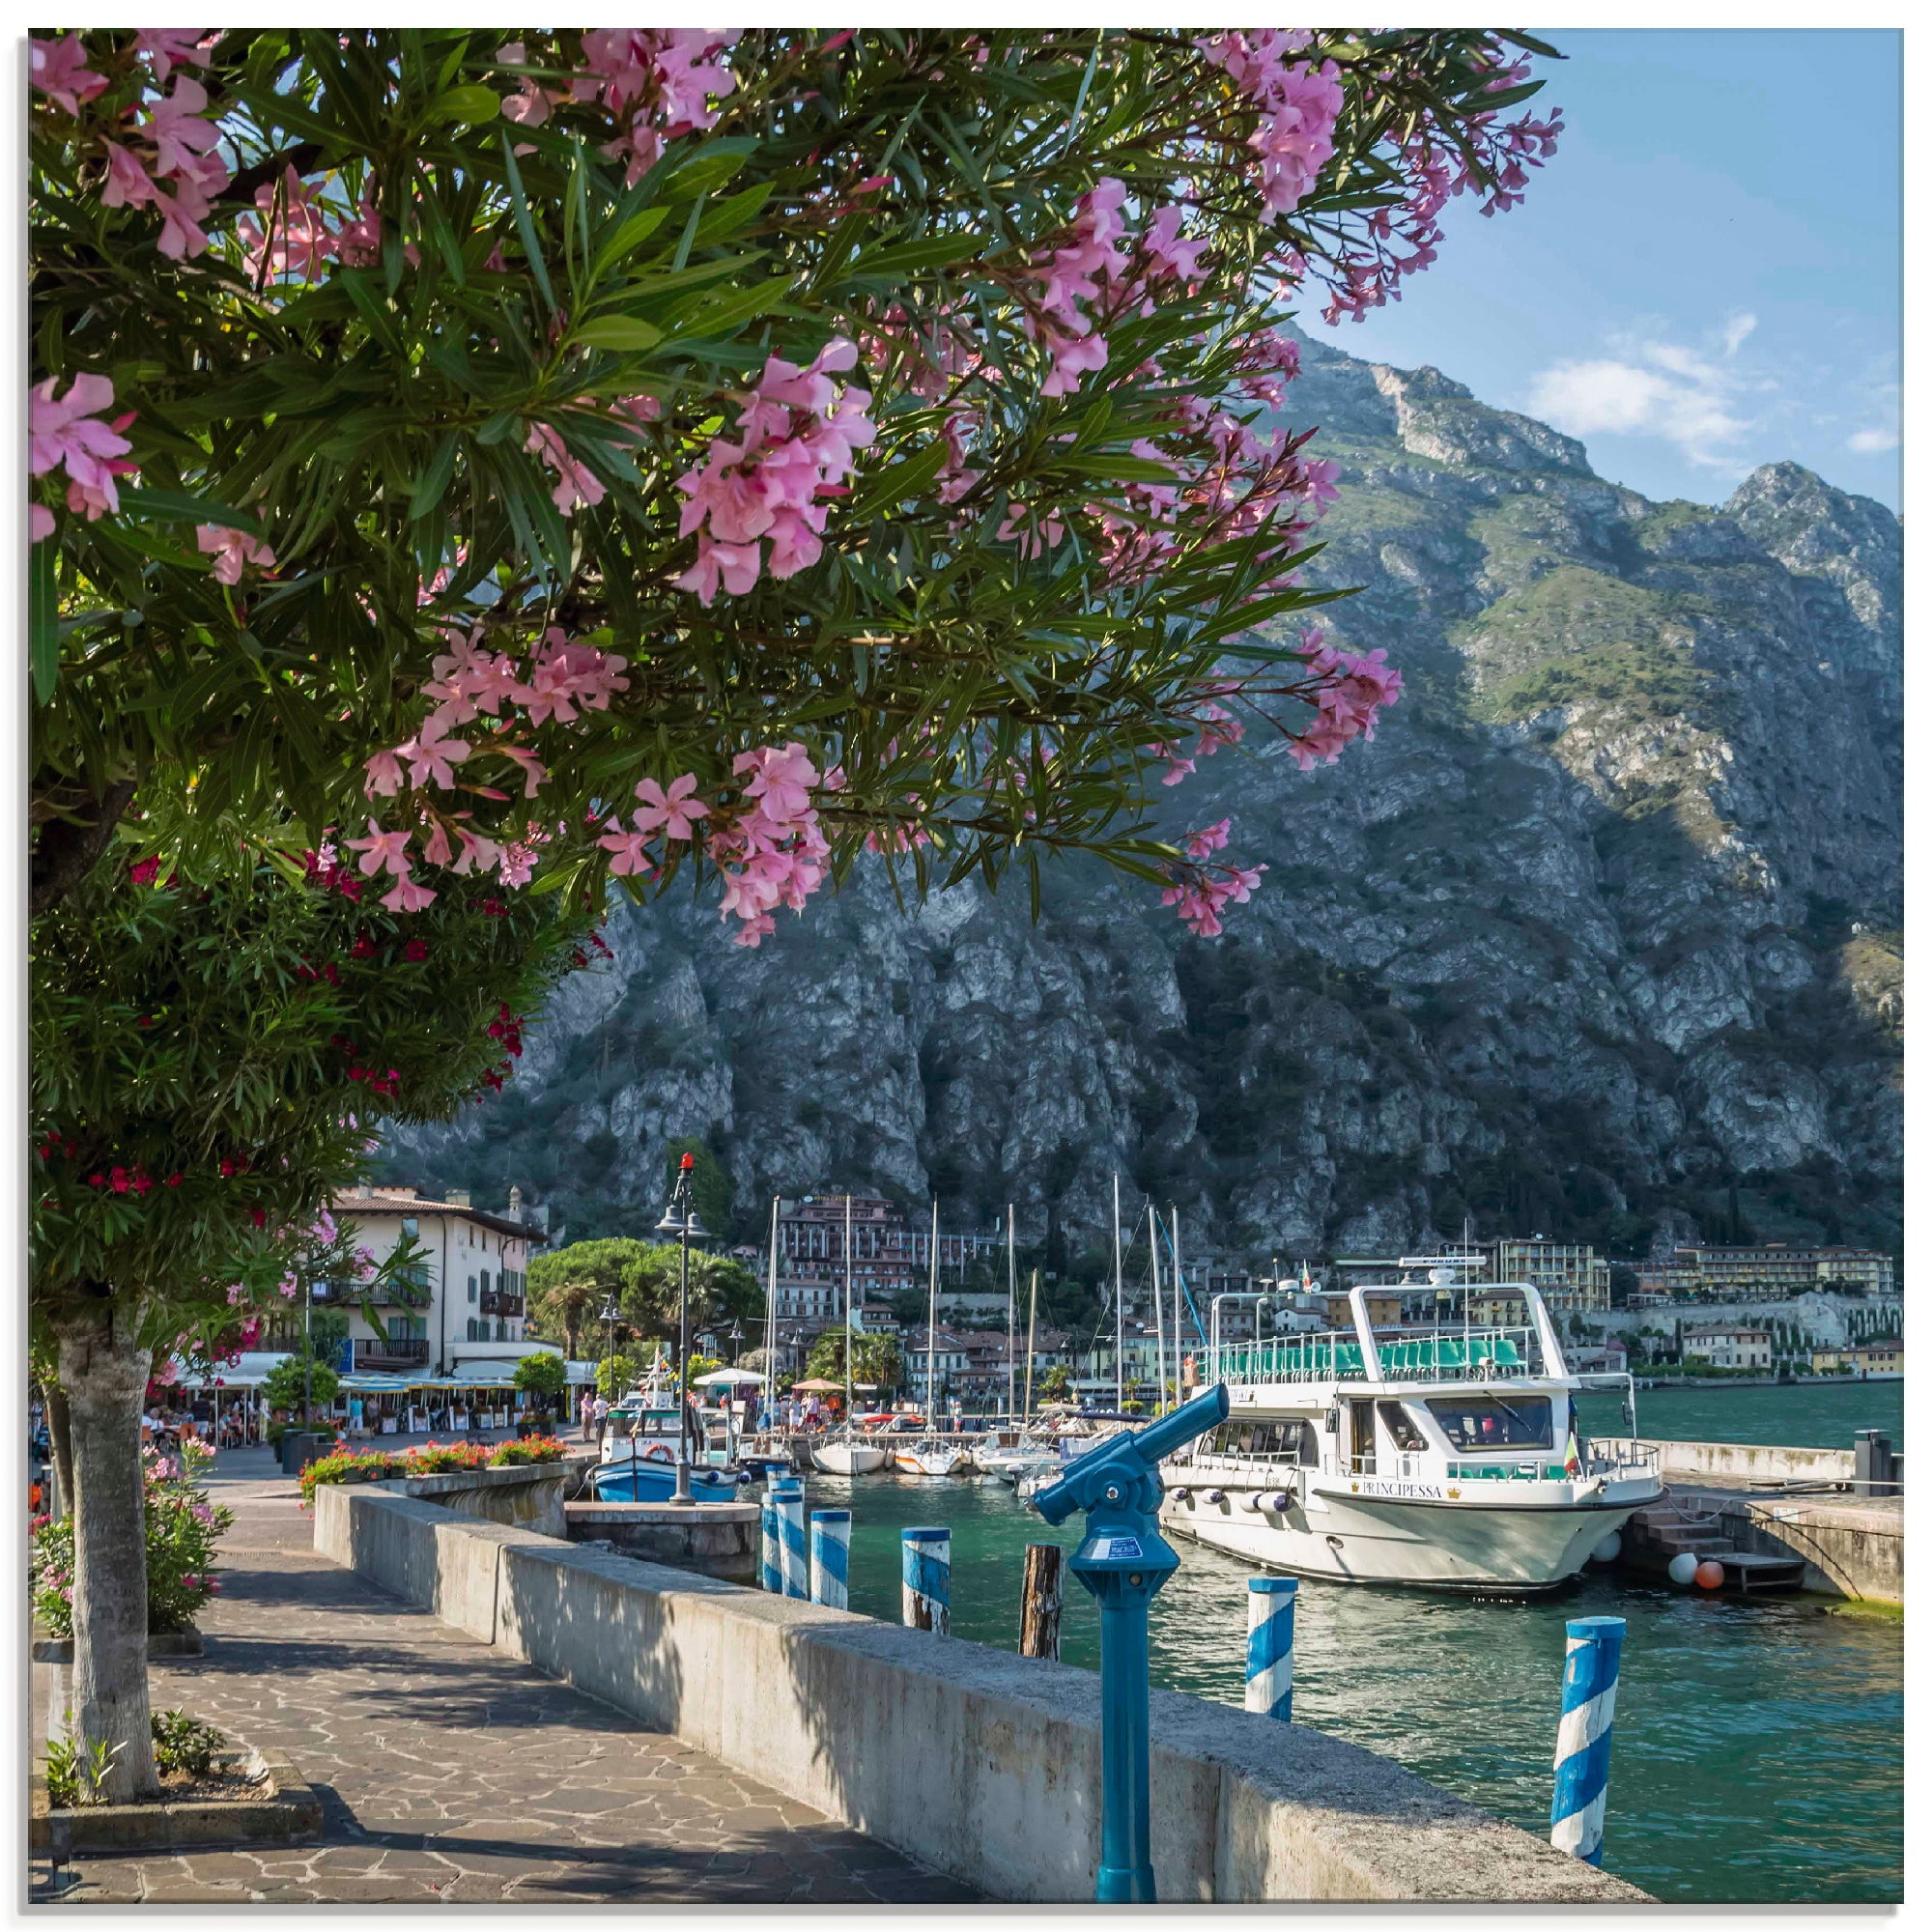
top-left (1307, 30), bottom-right (1902, 510)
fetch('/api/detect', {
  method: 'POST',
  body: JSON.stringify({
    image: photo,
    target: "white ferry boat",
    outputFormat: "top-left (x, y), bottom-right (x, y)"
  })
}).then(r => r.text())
top-left (1161, 1264), bottom-right (1662, 1593)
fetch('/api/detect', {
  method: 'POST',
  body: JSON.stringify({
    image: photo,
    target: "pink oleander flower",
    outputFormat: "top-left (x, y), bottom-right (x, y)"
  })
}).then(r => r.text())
top-left (134, 29), bottom-right (214, 84)
top-left (346, 820), bottom-right (412, 879)
top-left (396, 715), bottom-right (471, 790)
top-left (526, 421), bottom-right (607, 514)
top-left (1184, 819), bottom-right (1232, 859)
top-left (364, 748), bottom-right (407, 798)
top-left (673, 535), bottom-right (762, 606)
top-left (30, 374), bottom-right (133, 522)
top-left (382, 874), bottom-right (438, 913)
top-left (633, 773), bottom-right (709, 841)
top-left (30, 503), bottom-right (55, 544)
top-left (196, 524), bottom-right (275, 585)
top-left (1143, 205), bottom-right (1208, 284)
top-left (29, 34), bottom-right (107, 115)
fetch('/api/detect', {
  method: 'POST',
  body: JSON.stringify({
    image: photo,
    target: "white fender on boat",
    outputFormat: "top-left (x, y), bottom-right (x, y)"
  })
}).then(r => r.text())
top-left (1204, 1489), bottom-right (1226, 1505)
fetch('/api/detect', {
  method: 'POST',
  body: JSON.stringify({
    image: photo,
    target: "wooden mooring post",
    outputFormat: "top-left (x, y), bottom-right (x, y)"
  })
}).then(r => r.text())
top-left (1019, 1543), bottom-right (1064, 1660)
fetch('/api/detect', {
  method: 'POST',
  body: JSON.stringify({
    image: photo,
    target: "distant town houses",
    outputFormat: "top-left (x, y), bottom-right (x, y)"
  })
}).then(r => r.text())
top-left (774, 1192), bottom-right (1007, 1306)
top-left (1635, 1244), bottom-right (1896, 1301)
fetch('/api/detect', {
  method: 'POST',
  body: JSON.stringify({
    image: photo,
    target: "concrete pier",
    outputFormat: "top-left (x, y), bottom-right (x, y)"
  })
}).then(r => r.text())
top-left (1669, 1486), bottom-right (1902, 1605)
top-left (564, 1499), bottom-right (760, 1582)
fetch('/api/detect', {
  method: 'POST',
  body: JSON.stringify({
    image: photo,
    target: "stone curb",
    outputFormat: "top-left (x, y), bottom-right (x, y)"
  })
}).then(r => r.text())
top-left (29, 1747), bottom-right (323, 1855)
top-left (30, 1625), bottom-right (204, 1664)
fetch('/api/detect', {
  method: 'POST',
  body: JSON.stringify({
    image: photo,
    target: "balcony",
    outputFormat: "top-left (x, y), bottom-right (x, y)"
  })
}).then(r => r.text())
top-left (351, 1337), bottom-right (430, 1371)
top-left (479, 1292), bottom-right (525, 1318)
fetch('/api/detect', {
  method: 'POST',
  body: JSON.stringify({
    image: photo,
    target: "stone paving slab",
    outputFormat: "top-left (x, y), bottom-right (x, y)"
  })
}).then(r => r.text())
top-left (31, 1468), bottom-right (978, 1905)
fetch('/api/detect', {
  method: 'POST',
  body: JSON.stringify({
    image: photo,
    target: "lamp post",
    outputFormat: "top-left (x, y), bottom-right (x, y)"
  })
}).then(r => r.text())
top-left (599, 1293), bottom-right (618, 1409)
top-left (656, 1152), bottom-right (708, 1504)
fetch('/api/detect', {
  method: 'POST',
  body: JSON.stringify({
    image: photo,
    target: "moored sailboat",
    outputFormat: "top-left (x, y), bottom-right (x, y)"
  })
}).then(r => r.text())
top-left (891, 1200), bottom-right (970, 1474)
top-left (811, 1192), bottom-right (889, 1474)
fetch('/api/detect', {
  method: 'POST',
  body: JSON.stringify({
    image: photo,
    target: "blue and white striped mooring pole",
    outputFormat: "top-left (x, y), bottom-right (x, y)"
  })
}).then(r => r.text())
top-left (1549, 1614), bottom-right (1626, 1866)
top-left (1244, 1577), bottom-right (1297, 1721)
top-left (900, 1526), bottom-right (951, 1634)
top-left (759, 1477), bottom-right (783, 1594)
top-left (776, 1480), bottom-right (810, 1600)
top-left (810, 1509), bottom-right (851, 1609)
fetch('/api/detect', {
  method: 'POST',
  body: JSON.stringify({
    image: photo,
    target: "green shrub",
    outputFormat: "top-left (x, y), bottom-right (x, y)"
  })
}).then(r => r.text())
top-left (31, 1439), bottom-right (232, 1639)
top-left (152, 1709), bottom-right (227, 1779)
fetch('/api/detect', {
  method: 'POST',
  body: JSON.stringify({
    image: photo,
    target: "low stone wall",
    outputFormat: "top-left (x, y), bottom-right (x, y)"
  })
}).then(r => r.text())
top-left (1592, 1435), bottom-right (1857, 1486)
top-left (314, 1485), bottom-right (1644, 1903)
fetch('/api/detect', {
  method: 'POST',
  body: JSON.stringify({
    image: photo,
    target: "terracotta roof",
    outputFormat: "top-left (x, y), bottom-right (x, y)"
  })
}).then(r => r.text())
top-left (332, 1189), bottom-right (533, 1241)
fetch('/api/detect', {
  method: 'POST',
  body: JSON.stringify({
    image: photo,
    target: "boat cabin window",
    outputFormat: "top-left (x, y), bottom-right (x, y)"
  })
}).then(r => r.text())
top-left (1209, 1419), bottom-right (1318, 1463)
top-left (1376, 1401), bottom-right (1428, 1451)
top-left (1425, 1396), bottom-right (1552, 1449)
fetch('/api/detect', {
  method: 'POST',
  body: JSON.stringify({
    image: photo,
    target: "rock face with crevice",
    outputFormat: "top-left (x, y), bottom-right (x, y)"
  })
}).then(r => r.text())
top-left (387, 331), bottom-right (1901, 1264)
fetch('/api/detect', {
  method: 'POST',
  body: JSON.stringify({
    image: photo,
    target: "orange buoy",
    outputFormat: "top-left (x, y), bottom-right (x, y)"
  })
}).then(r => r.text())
top-left (1693, 1559), bottom-right (1725, 1589)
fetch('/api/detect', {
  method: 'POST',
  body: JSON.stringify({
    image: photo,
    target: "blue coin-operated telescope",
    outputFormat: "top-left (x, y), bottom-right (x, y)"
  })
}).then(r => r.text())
top-left (1032, 1382), bottom-right (1230, 1903)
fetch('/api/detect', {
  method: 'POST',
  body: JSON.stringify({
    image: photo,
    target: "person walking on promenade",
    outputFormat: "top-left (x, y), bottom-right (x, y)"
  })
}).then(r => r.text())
top-left (579, 1389), bottom-right (596, 1441)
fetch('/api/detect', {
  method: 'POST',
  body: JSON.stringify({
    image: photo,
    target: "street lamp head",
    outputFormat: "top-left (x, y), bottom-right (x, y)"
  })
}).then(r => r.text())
top-left (655, 1202), bottom-right (685, 1235)
top-left (684, 1209), bottom-right (708, 1241)
top-left (599, 1295), bottom-right (619, 1323)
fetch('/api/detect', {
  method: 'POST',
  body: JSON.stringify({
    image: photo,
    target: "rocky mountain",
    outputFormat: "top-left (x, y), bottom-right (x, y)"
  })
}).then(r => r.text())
top-left (385, 330), bottom-right (1903, 1273)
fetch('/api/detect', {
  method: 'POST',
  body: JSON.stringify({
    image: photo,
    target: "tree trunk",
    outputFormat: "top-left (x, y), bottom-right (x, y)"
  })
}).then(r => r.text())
top-left (53, 1298), bottom-right (159, 1802)
top-left (45, 1379), bottom-right (74, 1520)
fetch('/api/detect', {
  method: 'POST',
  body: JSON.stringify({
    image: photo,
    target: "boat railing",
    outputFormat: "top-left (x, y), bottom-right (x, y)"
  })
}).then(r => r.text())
top-left (1581, 1439), bottom-right (1661, 1481)
top-left (1208, 1324), bottom-right (1545, 1387)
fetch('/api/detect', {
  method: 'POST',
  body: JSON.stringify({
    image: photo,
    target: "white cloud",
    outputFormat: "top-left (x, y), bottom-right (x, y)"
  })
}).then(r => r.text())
top-left (1847, 426), bottom-right (1899, 455)
top-left (1523, 315), bottom-right (1766, 470)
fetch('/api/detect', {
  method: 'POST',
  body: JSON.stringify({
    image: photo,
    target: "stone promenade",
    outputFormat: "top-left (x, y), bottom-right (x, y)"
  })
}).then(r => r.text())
top-left (32, 1461), bottom-right (976, 1904)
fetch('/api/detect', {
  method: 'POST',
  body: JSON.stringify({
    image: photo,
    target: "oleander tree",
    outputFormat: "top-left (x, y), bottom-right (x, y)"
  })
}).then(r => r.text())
top-left (27, 24), bottom-right (1564, 1802)
top-left (29, 844), bottom-right (590, 1799)
top-left (31, 25), bottom-right (1561, 941)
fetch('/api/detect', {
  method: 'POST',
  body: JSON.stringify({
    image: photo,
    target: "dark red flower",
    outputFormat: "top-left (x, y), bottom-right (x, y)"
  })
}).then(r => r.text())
top-left (250, 1208), bottom-right (267, 1227)
top-left (110, 1167), bottom-right (131, 1193)
top-left (164, 1173), bottom-right (184, 1187)
top-left (402, 939), bottom-right (428, 961)
top-left (128, 857), bottom-right (162, 887)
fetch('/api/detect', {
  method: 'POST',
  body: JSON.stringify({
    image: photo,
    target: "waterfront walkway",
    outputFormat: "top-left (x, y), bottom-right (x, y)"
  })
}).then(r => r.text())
top-left (32, 1463), bottom-right (976, 1904)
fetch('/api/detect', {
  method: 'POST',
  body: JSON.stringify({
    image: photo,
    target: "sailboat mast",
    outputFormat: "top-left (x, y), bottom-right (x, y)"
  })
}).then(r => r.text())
top-left (1024, 1267), bottom-right (1038, 1423)
top-left (1006, 1204), bottom-right (1016, 1421)
top-left (843, 1192), bottom-right (854, 1425)
top-left (925, 1200), bottom-right (940, 1433)
top-left (1112, 1172), bottom-right (1123, 1412)
top-left (1171, 1206), bottom-right (1184, 1386)
top-left (766, 1196), bottom-right (780, 1418)
top-left (1149, 1203), bottom-right (1164, 1415)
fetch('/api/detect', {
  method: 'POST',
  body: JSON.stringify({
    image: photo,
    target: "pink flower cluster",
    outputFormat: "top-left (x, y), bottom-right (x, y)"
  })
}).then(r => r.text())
top-left (1316, 44), bottom-right (1561, 323)
top-left (672, 340), bottom-right (876, 604)
top-left (236, 165), bottom-right (362, 285)
top-left (1198, 33), bottom-right (1344, 217)
top-left (707, 743), bottom-right (832, 947)
top-left (1284, 629), bottom-right (1405, 769)
top-left (355, 624), bottom-right (631, 908)
top-left (29, 373), bottom-right (136, 539)
top-left (1162, 861), bottom-right (1266, 939)
top-left (101, 71), bottom-right (232, 261)
top-left (1028, 177), bottom-right (1130, 397)
top-left (567, 30), bottom-right (742, 183)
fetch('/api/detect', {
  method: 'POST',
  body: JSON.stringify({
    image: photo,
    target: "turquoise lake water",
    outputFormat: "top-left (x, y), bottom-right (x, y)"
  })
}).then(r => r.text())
top-left (806, 1383), bottom-right (1902, 1903)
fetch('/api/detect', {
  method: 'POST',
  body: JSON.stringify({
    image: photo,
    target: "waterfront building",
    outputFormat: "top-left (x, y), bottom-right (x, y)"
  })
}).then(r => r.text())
top-left (1681, 1322), bottom-right (1774, 1371)
top-left (1641, 1244), bottom-right (1897, 1300)
top-left (1809, 1342), bottom-right (1904, 1378)
top-left (309, 1182), bottom-right (552, 1378)
top-left (1442, 1236), bottom-right (1611, 1315)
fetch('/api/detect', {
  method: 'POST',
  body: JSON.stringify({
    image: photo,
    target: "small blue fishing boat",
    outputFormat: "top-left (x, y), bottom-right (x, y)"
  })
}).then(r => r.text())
top-left (591, 1388), bottom-right (753, 1503)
